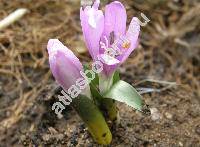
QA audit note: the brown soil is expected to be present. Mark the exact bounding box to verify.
[0,0,199,146]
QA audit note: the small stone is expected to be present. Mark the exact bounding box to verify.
[48,127,57,134]
[42,134,50,141]
[61,140,65,144]
[150,108,161,121]
[55,134,64,141]
[124,138,129,144]
[195,125,200,135]
[20,135,26,142]
[179,141,183,146]
[165,112,173,119]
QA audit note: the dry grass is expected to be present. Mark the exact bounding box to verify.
[0,0,199,146]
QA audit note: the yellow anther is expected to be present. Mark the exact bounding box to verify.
[122,41,131,49]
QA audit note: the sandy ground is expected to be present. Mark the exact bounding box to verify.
[0,0,199,146]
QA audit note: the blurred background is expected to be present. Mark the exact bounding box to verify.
[0,0,199,146]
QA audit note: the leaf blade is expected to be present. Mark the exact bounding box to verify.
[104,80,150,114]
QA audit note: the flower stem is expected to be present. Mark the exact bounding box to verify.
[72,95,112,145]
[99,73,118,122]
[100,98,118,121]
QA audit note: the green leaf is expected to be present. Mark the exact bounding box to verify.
[83,64,99,86]
[90,81,103,103]
[83,64,100,103]
[91,73,99,87]
[104,80,150,115]
[112,70,120,85]
[83,64,89,71]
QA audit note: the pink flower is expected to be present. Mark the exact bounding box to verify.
[80,0,140,76]
[47,39,83,91]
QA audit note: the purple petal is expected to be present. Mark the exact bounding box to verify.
[103,1,127,40]
[80,3,104,61]
[98,54,119,76]
[119,17,140,63]
[93,0,100,9]
[98,54,120,65]
[101,63,117,77]
[47,39,83,90]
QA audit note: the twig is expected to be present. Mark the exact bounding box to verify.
[134,78,177,86]
[137,84,176,94]
[0,8,28,31]
[135,78,178,94]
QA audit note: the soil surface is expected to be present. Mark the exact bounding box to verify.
[0,0,199,146]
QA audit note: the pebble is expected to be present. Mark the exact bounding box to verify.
[55,134,64,141]
[150,108,162,121]
[20,135,26,142]
[179,141,183,146]
[42,134,50,141]
[195,125,200,135]
[124,138,129,144]
[165,112,173,119]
